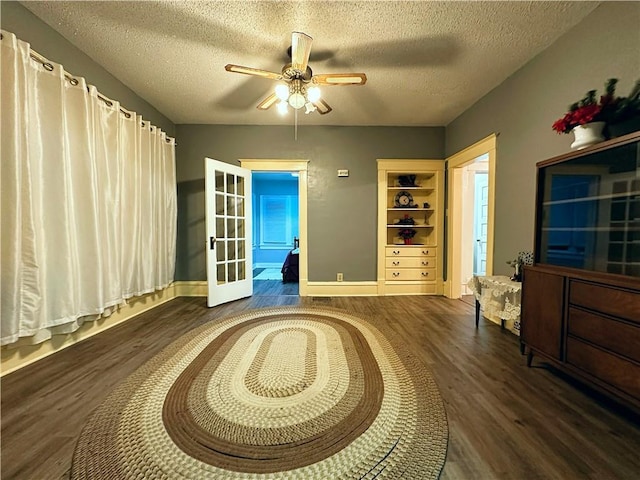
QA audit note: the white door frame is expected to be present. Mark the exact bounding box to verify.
[205,158,253,307]
[445,134,497,299]
[240,159,309,296]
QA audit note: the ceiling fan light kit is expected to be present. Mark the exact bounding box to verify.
[275,84,289,101]
[273,80,321,115]
[307,86,321,103]
[224,31,367,117]
[287,79,307,109]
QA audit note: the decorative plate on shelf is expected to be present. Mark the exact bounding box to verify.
[394,190,414,207]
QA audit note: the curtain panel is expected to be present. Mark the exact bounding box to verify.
[0,30,177,346]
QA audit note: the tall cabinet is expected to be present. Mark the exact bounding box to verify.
[522,131,640,413]
[377,159,445,295]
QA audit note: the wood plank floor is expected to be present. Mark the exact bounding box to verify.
[2,294,640,479]
[253,278,299,296]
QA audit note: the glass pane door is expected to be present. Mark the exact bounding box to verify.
[205,158,252,307]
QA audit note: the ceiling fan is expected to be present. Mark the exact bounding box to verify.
[225,32,367,115]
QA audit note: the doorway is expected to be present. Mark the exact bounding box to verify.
[240,159,309,296]
[459,156,489,294]
[446,134,497,299]
[251,171,300,295]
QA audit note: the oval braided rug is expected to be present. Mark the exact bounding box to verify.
[71,307,448,479]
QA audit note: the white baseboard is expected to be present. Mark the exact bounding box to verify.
[174,280,208,297]
[306,281,379,297]
[0,280,384,375]
[1,285,177,376]
[443,280,454,298]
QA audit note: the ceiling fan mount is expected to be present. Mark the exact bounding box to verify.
[224,31,367,115]
[281,64,313,82]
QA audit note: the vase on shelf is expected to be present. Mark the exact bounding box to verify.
[570,121,605,150]
[403,238,412,245]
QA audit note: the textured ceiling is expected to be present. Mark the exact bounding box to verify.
[19,1,600,126]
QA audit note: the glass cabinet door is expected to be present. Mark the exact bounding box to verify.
[536,140,640,276]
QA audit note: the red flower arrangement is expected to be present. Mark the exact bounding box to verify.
[552,79,619,134]
[398,228,417,240]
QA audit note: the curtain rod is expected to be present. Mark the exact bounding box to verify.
[1,32,175,144]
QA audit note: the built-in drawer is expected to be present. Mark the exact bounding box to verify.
[569,280,640,325]
[385,246,436,258]
[568,307,640,363]
[566,337,640,399]
[385,268,436,281]
[385,257,435,269]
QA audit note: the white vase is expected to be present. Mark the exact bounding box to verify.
[570,121,606,150]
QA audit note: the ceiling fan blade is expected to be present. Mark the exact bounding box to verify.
[256,92,278,110]
[225,64,282,81]
[313,99,333,115]
[291,31,313,73]
[312,73,367,86]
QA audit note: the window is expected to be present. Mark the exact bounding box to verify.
[259,195,295,248]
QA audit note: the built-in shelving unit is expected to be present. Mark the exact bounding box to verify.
[377,159,444,295]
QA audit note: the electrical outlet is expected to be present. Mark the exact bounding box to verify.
[337,273,344,282]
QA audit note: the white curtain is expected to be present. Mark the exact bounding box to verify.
[0,30,177,346]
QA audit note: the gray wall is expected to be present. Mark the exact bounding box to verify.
[6,0,638,283]
[1,1,175,135]
[175,125,444,281]
[446,1,640,275]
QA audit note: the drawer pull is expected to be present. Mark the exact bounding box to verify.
[421,272,429,277]
[392,272,400,277]
[422,250,429,255]
[393,261,400,266]
[392,250,400,255]
[421,261,429,266]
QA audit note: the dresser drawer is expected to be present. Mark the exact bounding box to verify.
[385,246,437,258]
[386,268,436,281]
[568,307,640,363]
[566,337,640,399]
[385,257,435,269]
[569,280,640,325]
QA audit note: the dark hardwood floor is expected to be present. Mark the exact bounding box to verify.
[253,278,299,296]
[2,294,640,479]
[460,294,475,307]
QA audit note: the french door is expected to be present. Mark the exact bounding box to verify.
[205,158,252,307]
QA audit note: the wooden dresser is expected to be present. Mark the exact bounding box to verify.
[522,131,640,413]
[523,266,640,410]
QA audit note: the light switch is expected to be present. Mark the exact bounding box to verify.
[338,169,349,177]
